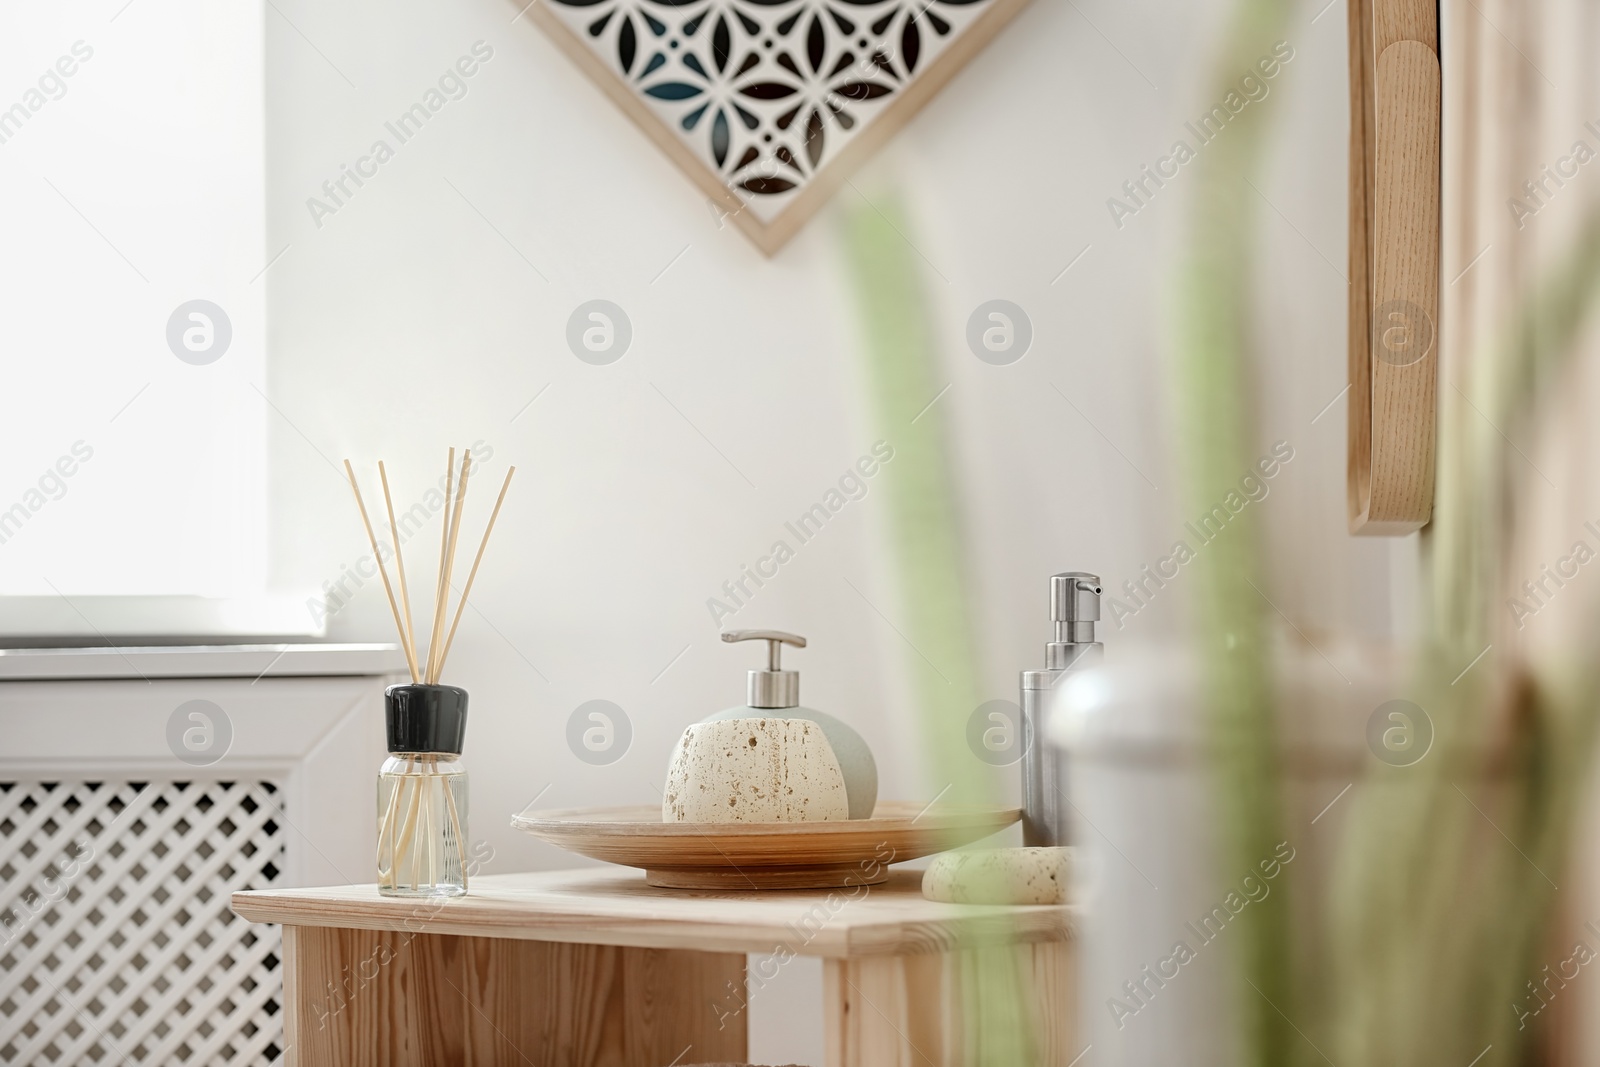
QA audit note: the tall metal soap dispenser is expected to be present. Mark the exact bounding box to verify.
[699,629,879,819]
[1020,572,1102,847]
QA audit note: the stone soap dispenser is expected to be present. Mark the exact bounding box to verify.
[700,630,878,819]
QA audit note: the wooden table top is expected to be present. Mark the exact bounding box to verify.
[232,867,1076,959]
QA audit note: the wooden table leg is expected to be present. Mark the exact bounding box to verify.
[282,925,748,1066]
[824,942,1075,1067]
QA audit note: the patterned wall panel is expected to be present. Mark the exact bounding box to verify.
[528,0,1032,250]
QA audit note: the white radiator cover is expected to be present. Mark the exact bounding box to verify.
[0,646,401,1065]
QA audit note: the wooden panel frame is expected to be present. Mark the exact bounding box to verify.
[516,0,1036,256]
[1347,0,1441,535]
[282,926,748,1066]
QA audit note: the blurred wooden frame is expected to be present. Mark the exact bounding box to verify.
[513,0,1035,256]
[1347,0,1441,534]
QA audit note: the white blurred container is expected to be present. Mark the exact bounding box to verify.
[1050,638,1398,1066]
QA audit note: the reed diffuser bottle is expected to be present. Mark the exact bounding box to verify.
[344,446,515,898]
[378,684,469,897]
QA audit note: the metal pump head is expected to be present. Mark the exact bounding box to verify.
[721,629,807,709]
[1047,572,1102,669]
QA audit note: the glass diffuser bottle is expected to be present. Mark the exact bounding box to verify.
[378,684,469,897]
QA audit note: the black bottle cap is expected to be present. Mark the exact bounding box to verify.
[385,684,468,755]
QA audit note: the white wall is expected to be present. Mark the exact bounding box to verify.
[263,0,1401,1058]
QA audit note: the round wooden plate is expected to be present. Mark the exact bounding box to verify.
[511,802,1021,889]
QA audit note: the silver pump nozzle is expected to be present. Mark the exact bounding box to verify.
[1047,572,1102,668]
[721,629,806,709]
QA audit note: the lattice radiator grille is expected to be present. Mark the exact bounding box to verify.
[0,780,287,1065]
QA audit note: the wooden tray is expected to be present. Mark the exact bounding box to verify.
[511,802,1021,889]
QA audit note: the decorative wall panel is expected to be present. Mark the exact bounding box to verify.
[524,0,1034,253]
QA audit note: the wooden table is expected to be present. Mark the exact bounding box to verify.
[233,868,1076,1066]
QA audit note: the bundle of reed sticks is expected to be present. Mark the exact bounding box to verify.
[342,447,515,684]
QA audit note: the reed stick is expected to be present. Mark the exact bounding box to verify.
[343,460,419,683]
[376,755,412,888]
[378,461,420,676]
[435,466,515,680]
[423,773,436,891]
[393,770,423,889]
[425,449,455,682]
[379,767,396,885]
[439,758,466,889]
[430,449,473,684]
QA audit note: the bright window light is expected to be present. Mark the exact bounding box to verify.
[0,0,267,608]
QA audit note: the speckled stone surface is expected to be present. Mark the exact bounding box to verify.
[700,704,878,819]
[663,717,849,823]
[920,846,1072,905]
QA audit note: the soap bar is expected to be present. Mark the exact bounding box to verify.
[663,717,850,824]
[921,847,1072,905]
